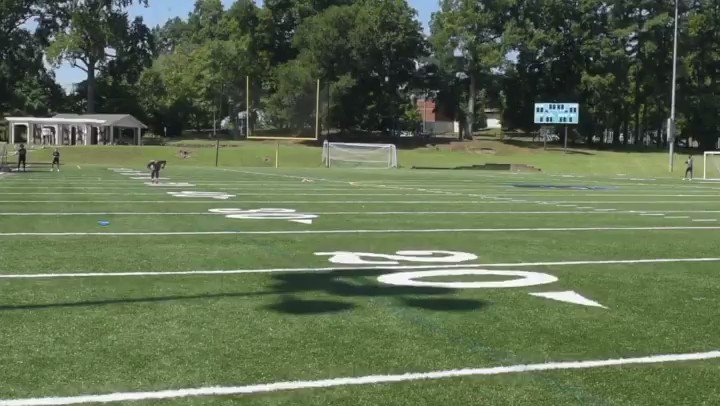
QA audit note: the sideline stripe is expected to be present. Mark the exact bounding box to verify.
[1,350,718,406]
[0,226,719,237]
[0,210,660,217]
[0,201,720,206]
[2,257,720,279]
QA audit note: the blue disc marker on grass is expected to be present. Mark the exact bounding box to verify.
[98,221,110,227]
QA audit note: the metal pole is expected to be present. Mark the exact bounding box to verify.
[564,125,568,152]
[315,79,321,140]
[215,139,220,167]
[669,0,679,172]
[275,142,280,169]
[246,76,250,138]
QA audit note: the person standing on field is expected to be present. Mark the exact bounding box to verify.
[17,144,27,172]
[684,155,694,180]
[51,148,61,172]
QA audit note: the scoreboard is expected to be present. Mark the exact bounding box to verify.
[534,103,579,125]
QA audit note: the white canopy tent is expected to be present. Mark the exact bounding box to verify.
[5,114,148,146]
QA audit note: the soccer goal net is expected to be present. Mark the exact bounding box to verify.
[703,152,720,180]
[322,141,398,168]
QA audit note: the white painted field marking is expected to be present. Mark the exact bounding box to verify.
[640,213,665,217]
[0,193,174,196]
[168,191,235,200]
[529,291,607,308]
[3,226,720,237]
[131,177,169,180]
[377,269,558,289]
[0,210,608,217]
[692,219,718,222]
[3,257,719,279]
[4,209,711,218]
[1,351,718,406]
[76,165,81,170]
[0,200,611,204]
[316,250,478,265]
[144,182,196,187]
[210,208,318,225]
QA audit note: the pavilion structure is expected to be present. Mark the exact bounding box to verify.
[5,114,148,146]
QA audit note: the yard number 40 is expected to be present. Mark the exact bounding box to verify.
[314,250,607,308]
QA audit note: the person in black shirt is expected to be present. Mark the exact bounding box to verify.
[684,155,694,181]
[51,148,61,172]
[17,144,27,172]
[147,160,167,184]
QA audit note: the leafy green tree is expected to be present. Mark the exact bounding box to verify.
[431,0,510,138]
[286,0,425,132]
[1,0,66,116]
[45,0,149,113]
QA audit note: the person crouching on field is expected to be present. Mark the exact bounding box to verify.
[147,160,167,184]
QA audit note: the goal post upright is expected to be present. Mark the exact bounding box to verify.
[703,151,720,180]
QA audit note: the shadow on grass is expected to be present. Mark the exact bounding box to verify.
[266,296,355,315]
[1,269,487,315]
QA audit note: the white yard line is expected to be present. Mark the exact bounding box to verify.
[2,257,720,279]
[0,210,683,217]
[0,226,718,237]
[0,192,436,197]
[0,350,718,406]
[0,210,603,216]
[0,200,506,204]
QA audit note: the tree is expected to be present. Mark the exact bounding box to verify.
[287,0,426,132]
[431,0,510,139]
[259,0,355,66]
[679,0,720,150]
[1,0,66,116]
[45,0,149,113]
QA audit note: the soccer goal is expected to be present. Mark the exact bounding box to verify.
[322,141,398,168]
[703,151,720,180]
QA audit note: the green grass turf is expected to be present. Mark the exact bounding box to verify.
[13,138,713,178]
[1,163,720,405]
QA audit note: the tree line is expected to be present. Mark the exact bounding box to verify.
[1,0,719,149]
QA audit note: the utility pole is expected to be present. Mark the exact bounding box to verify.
[669,0,679,172]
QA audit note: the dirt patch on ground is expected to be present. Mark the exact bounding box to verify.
[439,140,534,155]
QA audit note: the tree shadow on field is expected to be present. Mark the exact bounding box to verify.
[266,296,355,315]
[261,270,489,315]
[0,269,488,316]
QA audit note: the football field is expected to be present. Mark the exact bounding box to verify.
[1,165,719,405]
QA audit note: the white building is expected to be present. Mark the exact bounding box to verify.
[5,114,148,146]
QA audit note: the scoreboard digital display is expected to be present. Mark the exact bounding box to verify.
[534,103,579,125]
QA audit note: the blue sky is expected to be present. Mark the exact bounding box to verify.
[55,0,438,88]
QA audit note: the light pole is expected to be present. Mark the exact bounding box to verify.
[668,0,679,172]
